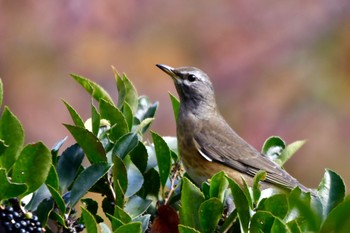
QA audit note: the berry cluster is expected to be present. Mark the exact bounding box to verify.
[61,208,84,233]
[0,199,43,233]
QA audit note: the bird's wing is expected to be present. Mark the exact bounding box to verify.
[193,118,300,189]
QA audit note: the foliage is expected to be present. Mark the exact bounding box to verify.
[0,71,348,233]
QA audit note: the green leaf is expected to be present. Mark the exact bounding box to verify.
[107,213,125,231]
[279,140,306,166]
[257,194,288,219]
[320,195,350,233]
[64,124,106,164]
[151,132,171,190]
[123,102,133,131]
[91,103,101,136]
[0,107,24,170]
[286,220,302,233]
[115,67,126,109]
[114,205,132,224]
[199,198,224,233]
[0,168,27,201]
[139,168,160,198]
[115,222,142,233]
[69,162,112,207]
[250,211,290,233]
[135,96,158,132]
[286,187,321,232]
[209,171,228,202]
[130,142,148,174]
[35,198,54,227]
[51,137,67,166]
[12,142,51,196]
[227,177,250,233]
[262,136,285,164]
[125,158,144,197]
[133,214,151,233]
[99,99,129,141]
[317,169,345,218]
[62,100,85,127]
[121,74,138,113]
[25,184,51,212]
[252,170,267,205]
[169,92,180,122]
[0,139,8,156]
[57,143,84,192]
[180,177,205,231]
[50,211,66,227]
[47,184,66,215]
[124,196,152,218]
[71,74,114,104]
[178,225,201,233]
[112,132,138,160]
[81,206,98,233]
[112,155,127,208]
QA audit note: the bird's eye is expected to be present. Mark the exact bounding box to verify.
[187,74,196,82]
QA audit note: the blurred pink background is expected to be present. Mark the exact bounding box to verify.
[1,1,350,190]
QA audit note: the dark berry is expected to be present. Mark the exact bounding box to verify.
[75,223,85,232]
[5,206,14,213]
[6,213,14,221]
[0,212,6,219]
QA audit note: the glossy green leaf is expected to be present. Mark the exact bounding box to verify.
[209,171,228,202]
[151,132,171,189]
[320,195,350,233]
[99,99,129,140]
[252,170,267,205]
[133,214,151,233]
[279,140,306,166]
[50,211,66,227]
[112,155,127,208]
[0,139,8,156]
[125,158,144,197]
[199,198,224,233]
[12,142,51,195]
[130,142,148,174]
[112,132,138,159]
[178,225,201,233]
[135,96,158,132]
[286,187,321,232]
[262,136,285,164]
[317,169,345,218]
[69,162,112,207]
[115,222,142,233]
[64,124,106,163]
[0,107,24,170]
[115,67,126,109]
[71,73,114,104]
[25,184,50,212]
[47,184,66,215]
[35,198,54,227]
[51,137,67,166]
[91,103,101,135]
[169,92,180,122]
[228,177,250,233]
[107,213,124,230]
[62,100,84,127]
[123,102,133,131]
[257,194,288,219]
[136,117,155,134]
[114,205,132,224]
[81,206,98,233]
[0,168,27,201]
[57,143,84,192]
[241,178,253,209]
[180,177,205,231]
[124,196,152,218]
[250,211,290,233]
[139,168,160,198]
[286,220,302,233]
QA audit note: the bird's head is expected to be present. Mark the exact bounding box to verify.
[156,64,217,113]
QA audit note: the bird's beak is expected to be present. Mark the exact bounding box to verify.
[156,64,179,80]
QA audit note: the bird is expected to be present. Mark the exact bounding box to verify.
[156,64,315,195]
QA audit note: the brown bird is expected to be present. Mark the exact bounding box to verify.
[156,64,314,195]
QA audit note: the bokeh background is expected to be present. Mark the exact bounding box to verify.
[1,1,349,190]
